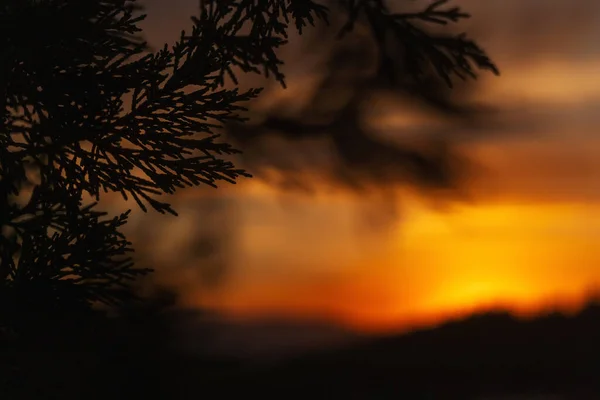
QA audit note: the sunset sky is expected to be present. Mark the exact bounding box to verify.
[112,0,600,333]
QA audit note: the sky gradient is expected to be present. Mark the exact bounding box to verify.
[113,0,600,333]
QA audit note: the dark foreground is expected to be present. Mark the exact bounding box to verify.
[209,304,600,399]
[4,303,600,399]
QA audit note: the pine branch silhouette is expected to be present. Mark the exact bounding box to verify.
[1,0,331,326]
[1,0,497,397]
[1,0,332,395]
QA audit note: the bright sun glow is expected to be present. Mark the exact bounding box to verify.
[189,196,600,333]
[390,200,600,322]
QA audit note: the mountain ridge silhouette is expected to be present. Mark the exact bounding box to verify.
[203,301,600,399]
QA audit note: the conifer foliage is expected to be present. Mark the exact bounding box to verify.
[0,0,497,331]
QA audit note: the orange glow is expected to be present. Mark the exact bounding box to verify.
[477,60,600,105]
[387,201,600,325]
[179,193,600,333]
[131,0,600,335]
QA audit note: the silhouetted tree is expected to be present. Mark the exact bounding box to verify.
[1,0,497,397]
[0,0,331,330]
[0,0,330,395]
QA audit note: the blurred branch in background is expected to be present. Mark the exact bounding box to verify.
[227,0,499,201]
